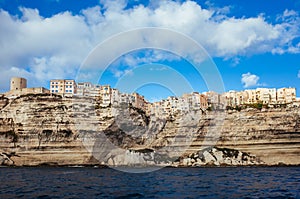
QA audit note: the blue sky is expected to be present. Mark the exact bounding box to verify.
[0,0,300,101]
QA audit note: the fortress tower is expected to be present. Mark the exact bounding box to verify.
[10,77,27,91]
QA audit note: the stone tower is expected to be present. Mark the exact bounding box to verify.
[10,77,27,91]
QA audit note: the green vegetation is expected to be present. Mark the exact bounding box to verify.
[225,103,271,111]
[242,103,270,110]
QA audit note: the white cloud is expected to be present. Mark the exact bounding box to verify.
[0,1,299,91]
[241,72,260,88]
[106,49,181,78]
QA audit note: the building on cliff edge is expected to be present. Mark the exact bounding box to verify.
[5,77,50,98]
[50,79,77,97]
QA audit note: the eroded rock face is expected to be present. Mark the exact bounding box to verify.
[0,94,299,166]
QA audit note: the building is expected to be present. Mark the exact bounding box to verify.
[244,89,257,104]
[177,97,189,112]
[223,90,240,107]
[5,77,49,98]
[255,88,277,104]
[50,79,77,96]
[10,77,27,91]
[132,93,148,110]
[149,101,164,117]
[182,92,207,110]
[148,92,208,118]
[76,82,101,97]
[111,88,121,106]
[100,85,112,107]
[205,91,224,109]
[222,87,296,106]
[277,88,296,104]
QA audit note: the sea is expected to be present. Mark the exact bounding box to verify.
[0,166,299,199]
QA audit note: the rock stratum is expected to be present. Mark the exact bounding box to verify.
[0,94,299,167]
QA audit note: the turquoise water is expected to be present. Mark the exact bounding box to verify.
[0,167,299,198]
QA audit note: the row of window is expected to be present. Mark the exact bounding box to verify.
[51,85,73,88]
[51,90,73,93]
[51,82,74,85]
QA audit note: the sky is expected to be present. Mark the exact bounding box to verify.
[0,0,300,101]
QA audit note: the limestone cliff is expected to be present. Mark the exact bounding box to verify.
[0,94,299,166]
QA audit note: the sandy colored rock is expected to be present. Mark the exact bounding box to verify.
[0,94,299,166]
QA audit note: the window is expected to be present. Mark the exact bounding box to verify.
[66,86,68,88]
[56,86,58,88]
[52,86,54,88]
[69,86,72,88]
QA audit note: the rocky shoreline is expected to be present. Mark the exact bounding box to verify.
[0,146,291,167]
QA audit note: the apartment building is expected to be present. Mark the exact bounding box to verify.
[132,93,148,110]
[48,79,297,113]
[99,85,112,106]
[76,82,101,97]
[111,89,121,106]
[277,88,296,104]
[50,79,76,96]
[223,87,296,106]
[205,91,224,108]
[182,92,208,110]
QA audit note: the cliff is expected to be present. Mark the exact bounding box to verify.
[0,94,299,167]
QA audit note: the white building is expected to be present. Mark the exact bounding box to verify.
[277,88,296,104]
[76,82,101,97]
[111,89,121,106]
[100,85,112,107]
[255,88,276,104]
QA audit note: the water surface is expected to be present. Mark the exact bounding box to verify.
[0,167,299,198]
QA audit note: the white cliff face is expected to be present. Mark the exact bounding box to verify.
[0,94,299,166]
